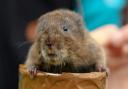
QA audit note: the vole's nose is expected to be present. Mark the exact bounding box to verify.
[46,38,54,48]
[46,43,52,48]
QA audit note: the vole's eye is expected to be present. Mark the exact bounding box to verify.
[63,26,68,31]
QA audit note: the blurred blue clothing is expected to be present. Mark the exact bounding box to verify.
[77,0,126,31]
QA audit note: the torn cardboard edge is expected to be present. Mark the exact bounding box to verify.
[19,64,107,89]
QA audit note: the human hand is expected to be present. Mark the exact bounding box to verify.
[105,24,128,70]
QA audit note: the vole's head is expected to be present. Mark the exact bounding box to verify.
[35,9,87,65]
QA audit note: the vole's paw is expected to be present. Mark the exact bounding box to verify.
[27,65,39,79]
[96,64,110,76]
[96,64,107,72]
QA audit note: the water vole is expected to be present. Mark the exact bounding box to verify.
[25,9,107,77]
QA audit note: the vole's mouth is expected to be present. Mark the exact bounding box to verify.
[47,53,57,57]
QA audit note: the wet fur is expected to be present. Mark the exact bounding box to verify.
[25,9,106,73]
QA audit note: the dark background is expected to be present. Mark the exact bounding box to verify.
[0,0,75,89]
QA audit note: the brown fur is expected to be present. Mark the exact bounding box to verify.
[25,9,107,74]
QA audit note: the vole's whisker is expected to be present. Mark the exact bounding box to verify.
[16,41,30,48]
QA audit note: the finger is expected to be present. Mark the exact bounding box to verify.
[122,44,128,56]
[111,32,124,47]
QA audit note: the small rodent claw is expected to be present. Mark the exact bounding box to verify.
[98,67,106,72]
[97,66,109,77]
[28,66,38,79]
[96,64,107,72]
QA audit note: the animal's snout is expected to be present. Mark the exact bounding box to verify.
[46,42,52,48]
[44,28,61,49]
[45,37,55,48]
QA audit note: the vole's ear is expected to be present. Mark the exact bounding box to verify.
[72,13,84,28]
[37,13,45,22]
[59,9,85,29]
[69,11,85,30]
[36,15,48,33]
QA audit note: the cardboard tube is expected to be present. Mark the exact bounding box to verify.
[19,64,107,89]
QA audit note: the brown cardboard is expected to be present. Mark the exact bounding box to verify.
[19,65,107,89]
